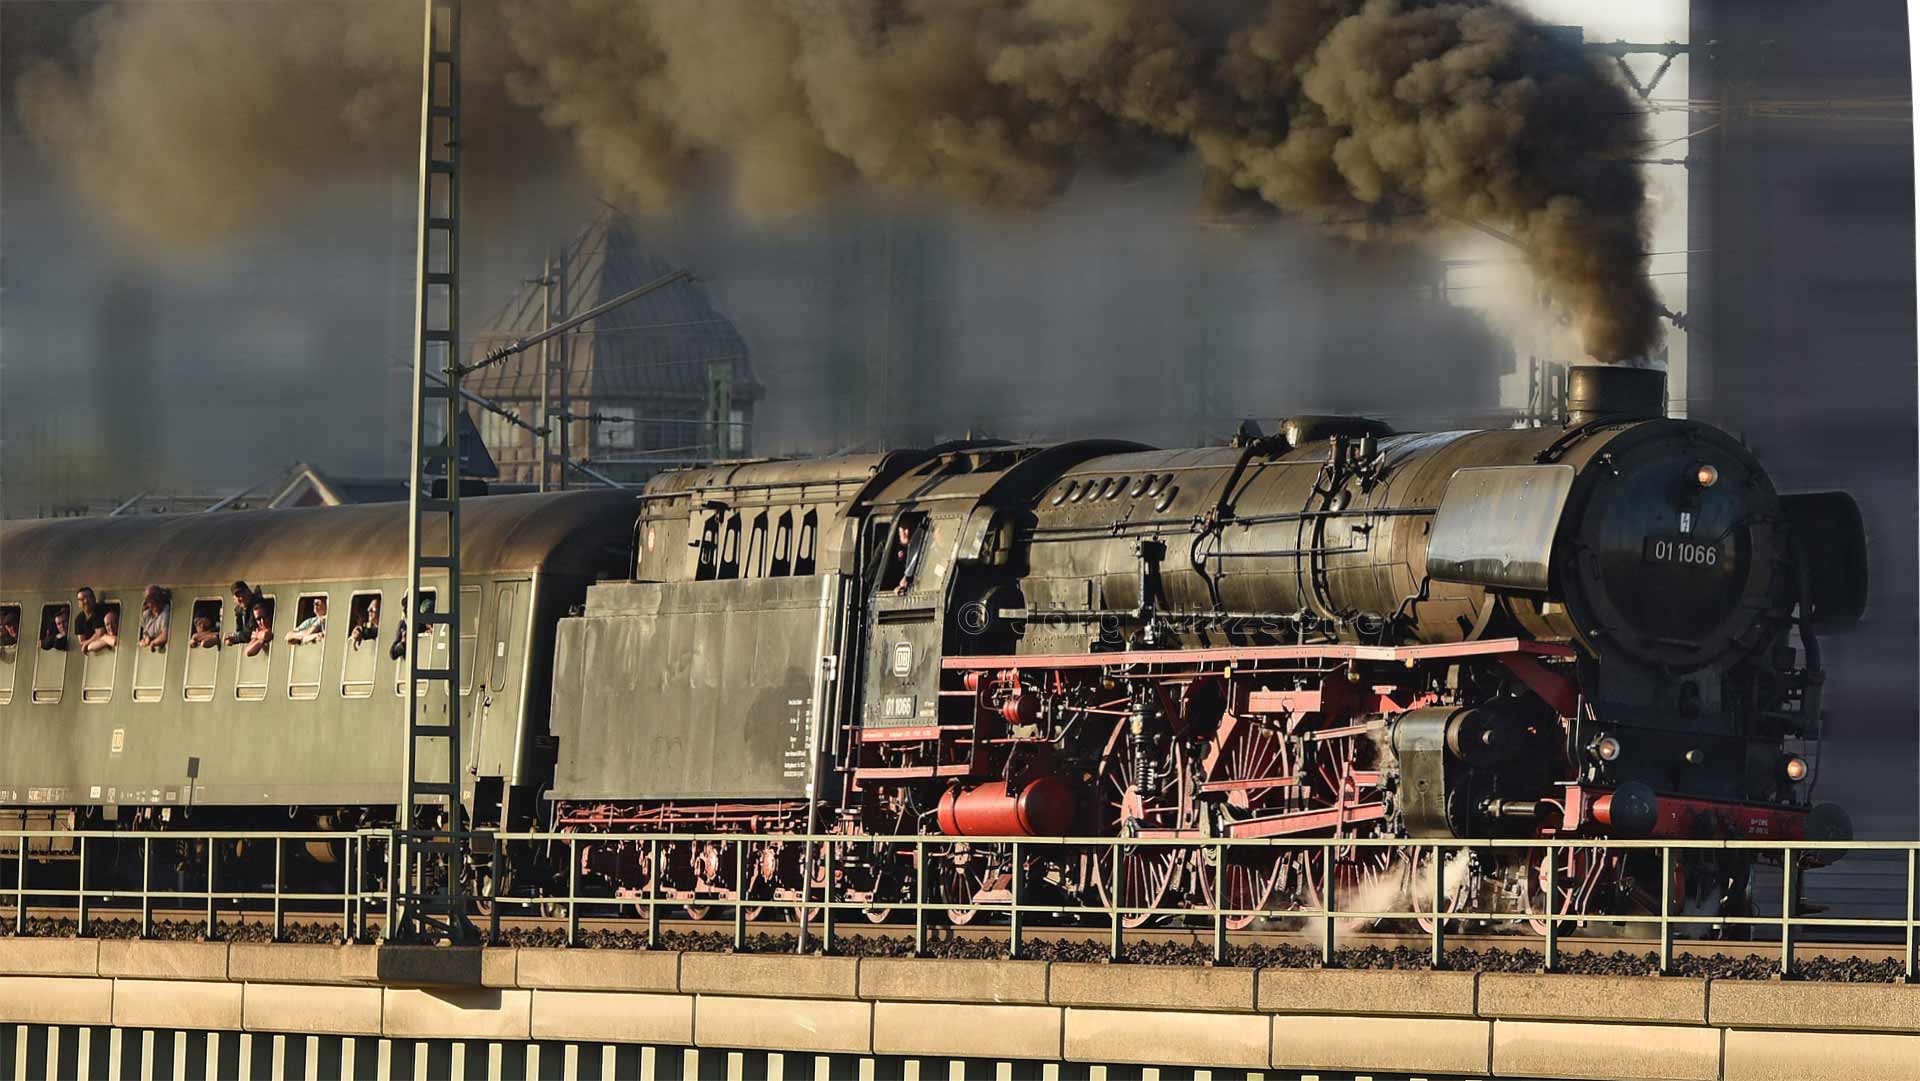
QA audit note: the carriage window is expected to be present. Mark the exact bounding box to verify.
[0,604,20,706]
[341,592,381,698]
[745,513,769,579]
[32,605,69,704]
[458,585,481,694]
[183,598,222,702]
[236,595,275,701]
[395,589,438,697]
[718,513,742,580]
[770,513,794,578]
[31,604,69,704]
[287,593,327,700]
[81,601,121,704]
[794,511,818,576]
[695,515,720,581]
[131,598,168,703]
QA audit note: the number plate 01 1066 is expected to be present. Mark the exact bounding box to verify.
[1643,535,1724,568]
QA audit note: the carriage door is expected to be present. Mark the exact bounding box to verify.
[474,579,526,778]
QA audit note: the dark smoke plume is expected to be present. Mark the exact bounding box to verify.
[13,0,1660,360]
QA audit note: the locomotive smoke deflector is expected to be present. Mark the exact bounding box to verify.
[1425,464,1576,591]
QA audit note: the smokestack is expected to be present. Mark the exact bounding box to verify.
[1565,364,1665,427]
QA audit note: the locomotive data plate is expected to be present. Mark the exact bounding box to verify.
[1643,535,1725,568]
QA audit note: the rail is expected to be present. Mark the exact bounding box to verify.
[3,829,1915,982]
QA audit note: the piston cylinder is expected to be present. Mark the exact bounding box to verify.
[936,777,1077,837]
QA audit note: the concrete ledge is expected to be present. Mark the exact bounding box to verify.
[1709,979,1920,1034]
[0,975,114,1026]
[1481,972,1707,1024]
[694,995,872,1055]
[1063,1007,1269,1068]
[98,939,228,980]
[874,1001,1063,1061]
[0,937,99,976]
[371,945,485,987]
[229,943,370,985]
[242,983,382,1036]
[515,948,678,992]
[1493,1019,1721,1081]
[530,990,694,1045]
[681,952,859,1000]
[1050,962,1255,1012]
[1271,1014,1491,1076]
[1724,1027,1920,1081]
[1258,967,1477,1017]
[382,988,532,1041]
[859,957,1048,1005]
[113,978,243,1031]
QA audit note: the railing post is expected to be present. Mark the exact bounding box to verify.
[272,837,285,943]
[487,839,502,946]
[1905,847,1917,985]
[1429,843,1446,970]
[566,835,580,948]
[345,836,358,941]
[1542,845,1558,972]
[1212,841,1228,965]
[15,836,26,936]
[646,838,660,952]
[76,835,89,937]
[914,838,928,957]
[383,829,400,942]
[1658,845,1673,975]
[1009,840,1024,960]
[795,838,810,958]
[1779,846,1797,978]
[1107,842,1122,963]
[1320,843,1336,967]
[205,838,218,940]
[140,838,152,939]
[733,839,748,953]
[821,842,838,957]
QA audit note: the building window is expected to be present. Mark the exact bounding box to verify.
[598,404,637,450]
[478,408,527,455]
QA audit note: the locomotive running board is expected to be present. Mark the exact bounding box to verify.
[942,637,1576,669]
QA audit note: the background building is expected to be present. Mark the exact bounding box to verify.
[465,215,760,488]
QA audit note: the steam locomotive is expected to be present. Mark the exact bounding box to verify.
[0,366,1866,929]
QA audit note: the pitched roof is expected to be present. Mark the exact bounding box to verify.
[466,214,758,406]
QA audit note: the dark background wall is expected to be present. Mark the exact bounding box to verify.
[1690,1,1917,910]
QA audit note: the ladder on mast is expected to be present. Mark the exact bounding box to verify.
[397,0,468,942]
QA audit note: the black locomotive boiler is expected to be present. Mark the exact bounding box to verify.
[0,366,1867,930]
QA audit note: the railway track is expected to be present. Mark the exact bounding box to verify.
[5,902,1911,978]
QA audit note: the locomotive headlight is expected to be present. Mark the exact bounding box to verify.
[1695,463,1720,488]
[1593,735,1623,762]
[1782,754,1810,782]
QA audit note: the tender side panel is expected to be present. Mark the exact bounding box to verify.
[549,576,839,801]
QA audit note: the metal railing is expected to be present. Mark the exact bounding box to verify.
[4,828,1916,982]
[3,829,386,941]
